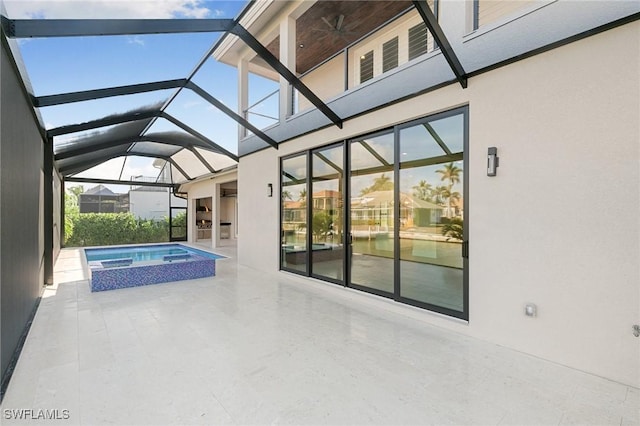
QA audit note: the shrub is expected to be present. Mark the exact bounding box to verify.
[65,213,170,247]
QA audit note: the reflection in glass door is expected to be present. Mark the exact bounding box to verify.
[349,131,395,295]
[310,144,344,283]
[398,112,466,315]
[281,154,308,274]
[279,107,467,320]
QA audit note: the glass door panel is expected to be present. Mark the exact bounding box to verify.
[311,145,345,282]
[398,113,465,313]
[169,207,187,241]
[349,132,395,294]
[281,154,308,274]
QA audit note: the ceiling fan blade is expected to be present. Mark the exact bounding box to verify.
[321,17,334,29]
[336,14,345,31]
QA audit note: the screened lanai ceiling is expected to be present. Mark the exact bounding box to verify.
[1,0,454,187]
[0,0,346,187]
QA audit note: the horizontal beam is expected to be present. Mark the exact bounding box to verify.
[47,110,158,137]
[412,0,467,88]
[3,18,234,38]
[65,177,177,188]
[48,111,236,161]
[231,24,344,129]
[34,79,187,107]
[54,135,191,161]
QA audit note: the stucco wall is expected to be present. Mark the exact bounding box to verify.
[181,170,238,248]
[237,21,640,387]
[0,37,45,379]
[129,189,170,220]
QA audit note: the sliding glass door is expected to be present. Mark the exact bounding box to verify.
[281,154,308,274]
[310,144,345,283]
[398,111,466,315]
[349,131,395,295]
[280,107,468,319]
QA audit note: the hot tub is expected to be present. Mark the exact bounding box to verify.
[84,244,224,292]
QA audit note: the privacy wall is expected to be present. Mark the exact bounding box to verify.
[0,37,46,381]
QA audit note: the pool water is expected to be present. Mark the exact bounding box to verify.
[85,244,223,263]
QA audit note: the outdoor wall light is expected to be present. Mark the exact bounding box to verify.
[487,147,499,176]
[267,183,273,197]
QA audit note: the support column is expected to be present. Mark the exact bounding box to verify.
[238,58,249,141]
[60,177,65,248]
[212,184,220,249]
[44,138,54,285]
[278,15,296,121]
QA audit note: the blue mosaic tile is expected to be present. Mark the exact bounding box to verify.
[90,255,216,292]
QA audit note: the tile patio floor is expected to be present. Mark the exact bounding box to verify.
[1,245,638,425]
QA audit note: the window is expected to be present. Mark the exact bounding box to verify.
[408,23,428,61]
[474,0,535,29]
[359,51,374,84]
[382,37,399,73]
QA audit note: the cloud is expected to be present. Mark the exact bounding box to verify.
[127,36,145,46]
[4,0,213,19]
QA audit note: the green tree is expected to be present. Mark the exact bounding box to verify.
[311,211,333,242]
[298,188,307,206]
[64,189,81,243]
[442,217,464,241]
[412,180,433,202]
[360,173,393,195]
[436,162,462,217]
[432,185,448,205]
[68,185,84,198]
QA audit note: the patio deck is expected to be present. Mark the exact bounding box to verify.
[0,246,637,425]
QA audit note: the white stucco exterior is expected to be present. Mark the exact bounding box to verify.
[180,170,238,249]
[236,21,640,387]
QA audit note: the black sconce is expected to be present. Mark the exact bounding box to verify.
[267,183,273,197]
[487,147,499,176]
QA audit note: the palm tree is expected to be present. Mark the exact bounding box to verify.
[432,185,448,205]
[298,188,307,206]
[360,173,393,195]
[436,162,462,217]
[412,180,432,202]
[281,190,292,201]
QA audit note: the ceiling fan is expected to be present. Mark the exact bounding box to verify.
[312,13,357,40]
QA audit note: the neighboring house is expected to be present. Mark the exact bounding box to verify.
[208,0,639,388]
[78,185,128,214]
[129,186,171,221]
[351,190,444,229]
[80,184,187,220]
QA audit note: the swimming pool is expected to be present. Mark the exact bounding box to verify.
[85,244,224,292]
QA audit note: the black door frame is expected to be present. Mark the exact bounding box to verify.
[279,106,469,321]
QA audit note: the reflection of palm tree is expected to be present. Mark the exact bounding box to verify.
[442,189,461,216]
[432,185,447,205]
[298,189,307,206]
[412,180,432,202]
[281,190,292,201]
[360,173,393,195]
[436,162,461,217]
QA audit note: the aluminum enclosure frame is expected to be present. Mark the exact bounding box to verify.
[1,16,344,182]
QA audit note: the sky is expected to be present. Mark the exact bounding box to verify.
[2,0,281,191]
